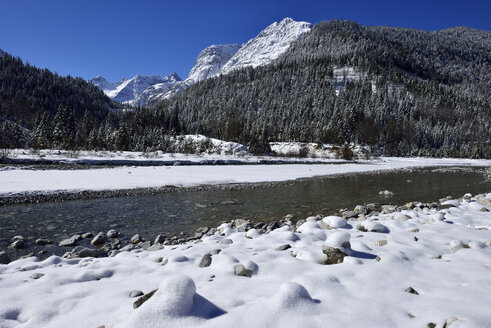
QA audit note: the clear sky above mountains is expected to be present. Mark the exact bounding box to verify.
[1,0,489,82]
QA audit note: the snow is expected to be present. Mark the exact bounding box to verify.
[93,18,312,105]
[0,156,489,196]
[220,17,312,74]
[0,193,490,327]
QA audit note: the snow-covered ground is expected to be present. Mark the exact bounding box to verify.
[0,157,489,196]
[0,193,490,327]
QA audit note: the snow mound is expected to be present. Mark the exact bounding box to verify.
[270,282,316,308]
[325,231,351,250]
[360,221,389,233]
[322,216,348,229]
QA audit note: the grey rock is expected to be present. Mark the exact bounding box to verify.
[444,316,459,328]
[154,235,166,244]
[199,254,212,267]
[71,234,83,242]
[209,249,221,255]
[129,290,144,298]
[78,248,105,258]
[120,244,135,252]
[342,211,358,219]
[91,232,106,246]
[59,237,77,247]
[232,219,250,228]
[284,214,295,220]
[196,227,209,234]
[375,240,388,247]
[322,246,347,265]
[107,229,118,238]
[10,235,25,243]
[130,234,142,244]
[30,273,44,279]
[218,238,233,244]
[381,205,397,214]
[427,323,436,328]
[266,221,280,231]
[206,228,217,236]
[275,244,291,251]
[82,232,93,238]
[405,287,419,295]
[234,264,252,277]
[147,244,164,251]
[296,219,306,228]
[133,289,157,309]
[354,205,368,215]
[35,238,51,246]
[0,251,10,264]
[107,250,120,257]
[139,241,151,250]
[480,207,489,212]
[356,224,368,232]
[11,240,25,249]
[254,222,265,229]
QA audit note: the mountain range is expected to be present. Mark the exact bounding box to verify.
[90,18,312,106]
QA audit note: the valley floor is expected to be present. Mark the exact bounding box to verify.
[0,156,489,196]
[0,193,490,327]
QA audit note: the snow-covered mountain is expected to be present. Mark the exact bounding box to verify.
[187,44,242,83]
[89,73,181,104]
[220,17,311,74]
[90,17,312,106]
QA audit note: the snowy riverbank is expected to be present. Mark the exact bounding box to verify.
[1,193,490,327]
[0,157,489,197]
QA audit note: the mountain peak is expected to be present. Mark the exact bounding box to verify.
[220,18,312,74]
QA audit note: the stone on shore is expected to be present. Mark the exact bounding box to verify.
[198,254,212,267]
[11,240,25,249]
[0,251,10,264]
[91,232,107,246]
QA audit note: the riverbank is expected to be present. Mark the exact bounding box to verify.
[1,192,490,327]
[1,157,489,205]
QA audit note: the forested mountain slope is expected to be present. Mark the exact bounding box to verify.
[0,50,114,147]
[155,20,490,157]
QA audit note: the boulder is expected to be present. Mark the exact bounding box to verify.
[198,254,212,268]
[91,232,107,246]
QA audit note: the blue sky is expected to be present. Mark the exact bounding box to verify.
[1,0,490,82]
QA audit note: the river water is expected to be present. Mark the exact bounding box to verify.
[0,166,489,259]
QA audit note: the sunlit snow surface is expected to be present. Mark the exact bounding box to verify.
[0,156,489,195]
[0,194,490,327]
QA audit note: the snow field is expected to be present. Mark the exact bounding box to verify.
[0,157,489,195]
[0,193,490,327]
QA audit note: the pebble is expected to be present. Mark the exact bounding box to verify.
[10,235,25,243]
[322,246,347,264]
[91,232,107,246]
[30,273,44,280]
[0,251,10,264]
[107,230,119,238]
[353,205,368,215]
[342,211,358,219]
[275,244,291,251]
[154,235,166,244]
[139,241,151,250]
[130,234,142,244]
[35,238,51,246]
[234,264,252,277]
[82,232,93,238]
[59,238,77,247]
[218,238,233,244]
[405,287,419,295]
[11,240,25,249]
[209,249,221,255]
[133,289,157,309]
[375,240,388,246]
[199,254,212,267]
[147,244,164,251]
[129,290,144,298]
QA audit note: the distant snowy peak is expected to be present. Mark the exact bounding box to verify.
[90,18,312,106]
[187,44,242,83]
[90,76,115,91]
[90,73,182,104]
[220,17,312,74]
